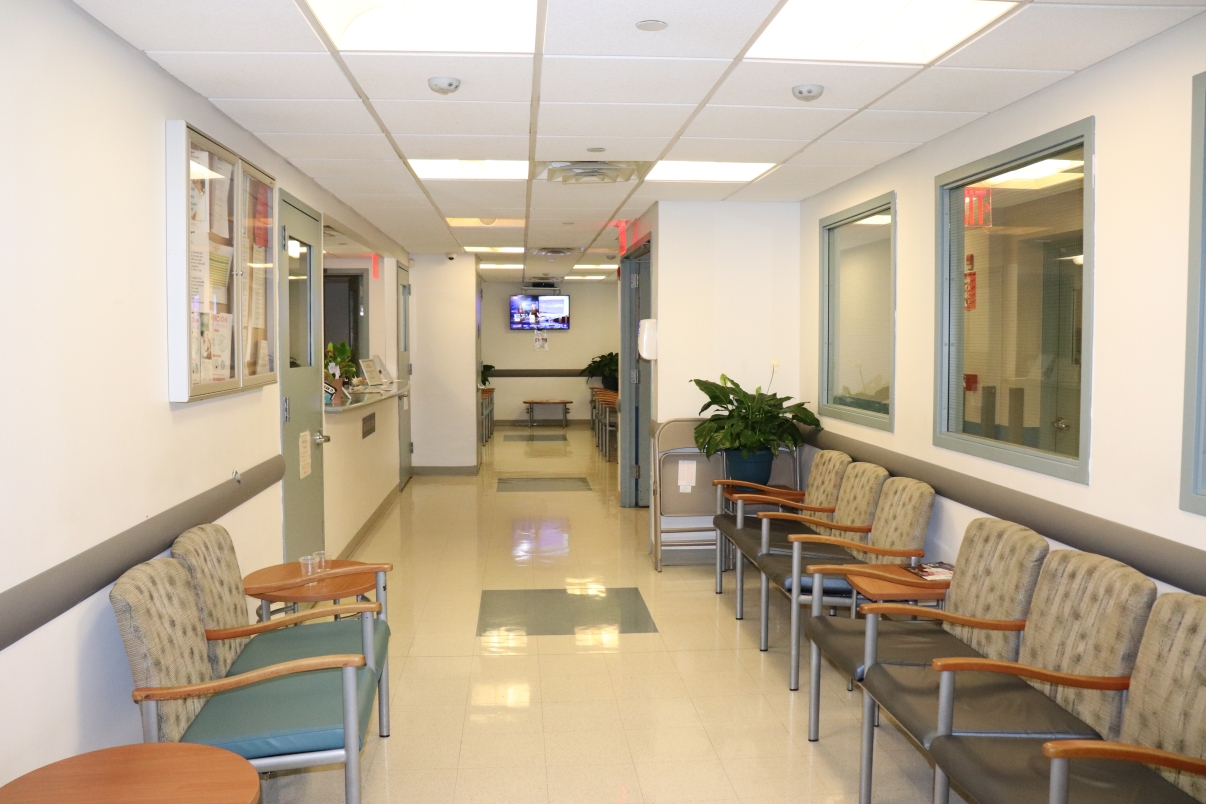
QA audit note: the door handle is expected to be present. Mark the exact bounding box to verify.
[1051,417,1069,431]
[314,431,331,444]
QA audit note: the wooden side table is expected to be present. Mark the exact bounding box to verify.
[0,743,260,804]
[524,399,572,428]
[845,565,950,604]
[243,559,388,622]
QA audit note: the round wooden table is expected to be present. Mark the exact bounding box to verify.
[0,743,259,804]
[243,559,376,604]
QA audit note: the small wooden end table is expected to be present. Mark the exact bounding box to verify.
[0,743,260,804]
[524,399,572,428]
[846,564,950,604]
[243,559,387,622]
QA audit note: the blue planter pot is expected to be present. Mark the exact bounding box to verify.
[722,448,775,486]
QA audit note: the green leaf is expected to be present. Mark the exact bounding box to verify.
[690,373,821,457]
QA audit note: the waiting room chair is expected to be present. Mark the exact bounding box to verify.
[858,549,1156,804]
[927,591,1206,804]
[171,524,392,737]
[111,558,380,804]
[802,517,1049,742]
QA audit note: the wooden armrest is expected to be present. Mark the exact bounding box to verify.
[860,603,1025,630]
[785,535,875,554]
[244,562,393,595]
[205,602,381,640]
[805,564,950,589]
[730,494,835,513]
[930,658,1130,690]
[132,654,366,702]
[1042,741,1206,775]
[713,480,807,499]
[759,512,873,533]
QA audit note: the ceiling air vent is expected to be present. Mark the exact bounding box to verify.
[539,161,645,184]
[531,247,577,257]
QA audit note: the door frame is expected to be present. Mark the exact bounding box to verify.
[620,240,652,508]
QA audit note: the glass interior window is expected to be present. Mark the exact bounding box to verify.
[826,209,893,417]
[946,143,1085,458]
[288,238,312,368]
[240,171,275,377]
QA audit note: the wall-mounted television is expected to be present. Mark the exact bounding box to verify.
[510,294,570,330]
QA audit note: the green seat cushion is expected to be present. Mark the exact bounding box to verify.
[231,618,390,675]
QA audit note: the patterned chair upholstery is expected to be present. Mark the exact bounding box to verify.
[929,593,1206,804]
[172,524,251,678]
[847,477,935,564]
[860,549,1157,804]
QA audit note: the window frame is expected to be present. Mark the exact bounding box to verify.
[818,191,897,432]
[1181,73,1206,514]
[933,118,1095,484]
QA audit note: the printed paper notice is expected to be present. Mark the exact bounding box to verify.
[209,312,232,381]
[534,331,549,351]
[254,340,270,375]
[209,246,232,307]
[209,156,233,239]
[249,265,266,327]
[678,460,697,493]
[299,431,312,479]
[360,359,383,385]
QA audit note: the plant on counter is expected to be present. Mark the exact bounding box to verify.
[325,341,358,383]
[581,352,620,392]
[691,372,821,485]
[481,364,495,386]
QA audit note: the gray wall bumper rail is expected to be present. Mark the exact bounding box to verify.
[0,455,285,652]
[490,369,586,378]
[808,431,1206,596]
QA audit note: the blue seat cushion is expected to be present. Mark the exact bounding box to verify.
[757,553,857,595]
[180,618,388,759]
[232,617,390,675]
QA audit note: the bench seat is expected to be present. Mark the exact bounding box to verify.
[804,616,981,681]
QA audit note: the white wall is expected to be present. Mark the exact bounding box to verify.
[411,254,479,469]
[799,13,1206,563]
[0,0,407,784]
[480,281,620,421]
[647,201,802,422]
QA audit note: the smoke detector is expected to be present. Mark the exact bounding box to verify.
[540,161,644,184]
[428,76,461,95]
[792,84,824,102]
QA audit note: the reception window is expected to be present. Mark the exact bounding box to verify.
[819,193,896,431]
[935,120,1094,482]
[1182,73,1206,515]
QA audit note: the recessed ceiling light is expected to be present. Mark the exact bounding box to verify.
[565,275,606,280]
[447,217,525,227]
[574,264,602,270]
[587,147,606,153]
[854,214,892,225]
[411,159,528,180]
[479,263,524,269]
[645,161,775,182]
[635,19,668,31]
[465,246,526,253]
[307,0,539,54]
[747,0,1015,65]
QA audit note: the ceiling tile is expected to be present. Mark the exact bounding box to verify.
[541,57,728,104]
[872,67,1072,113]
[72,0,324,51]
[146,52,354,100]
[394,135,530,160]
[289,157,415,182]
[821,109,982,143]
[316,173,420,197]
[438,206,527,219]
[726,164,871,201]
[211,99,380,134]
[527,229,595,248]
[528,207,619,222]
[539,103,695,138]
[628,182,742,203]
[530,181,635,207]
[456,229,526,247]
[667,137,811,163]
[256,133,396,160]
[787,140,919,166]
[942,4,1203,71]
[712,60,919,109]
[535,136,670,161]
[685,105,855,140]
[425,180,529,207]
[344,54,533,102]
[376,100,531,137]
[544,0,782,58]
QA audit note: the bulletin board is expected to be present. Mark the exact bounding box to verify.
[167,122,277,401]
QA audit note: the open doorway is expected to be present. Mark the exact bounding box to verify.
[619,241,652,508]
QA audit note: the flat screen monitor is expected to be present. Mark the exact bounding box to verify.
[510,294,570,330]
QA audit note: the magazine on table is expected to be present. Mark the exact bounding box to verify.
[903,561,954,581]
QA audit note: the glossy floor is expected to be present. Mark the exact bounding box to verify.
[262,425,959,804]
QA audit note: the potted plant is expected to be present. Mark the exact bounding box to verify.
[581,352,620,392]
[691,373,821,486]
[324,341,358,395]
[481,363,495,386]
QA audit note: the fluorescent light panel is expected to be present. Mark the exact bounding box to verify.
[479,263,524,269]
[465,246,525,253]
[854,214,892,225]
[645,161,775,182]
[305,0,538,53]
[411,160,528,180]
[447,218,525,228]
[749,0,1015,65]
[564,276,605,280]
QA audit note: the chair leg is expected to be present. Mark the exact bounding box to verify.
[378,656,391,738]
[759,572,769,651]
[343,666,361,804]
[859,689,875,804]
[808,641,822,741]
[715,532,724,594]
[735,553,745,620]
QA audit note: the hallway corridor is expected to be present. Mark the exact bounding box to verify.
[265,426,945,804]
